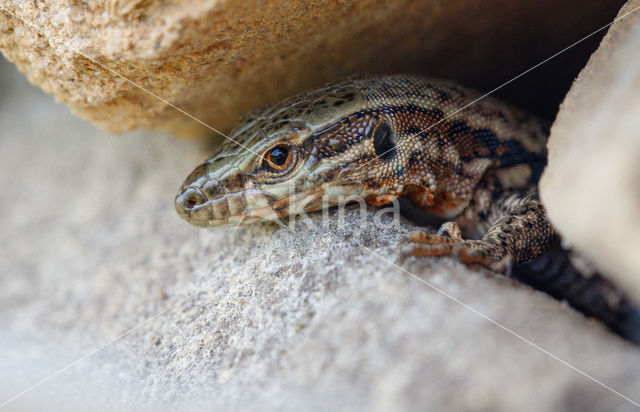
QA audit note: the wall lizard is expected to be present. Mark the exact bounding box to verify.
[175,74,640,343]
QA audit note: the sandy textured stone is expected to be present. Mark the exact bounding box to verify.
[540,1,640,302]
[0,0,624,136]
[2,56,640,412]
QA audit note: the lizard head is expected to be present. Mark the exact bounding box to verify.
[175,75,448,227]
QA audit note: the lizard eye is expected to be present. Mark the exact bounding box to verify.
[263,144,293,172]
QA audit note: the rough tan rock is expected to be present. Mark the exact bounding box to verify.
[540,0,640,302]
[0,0,624,136]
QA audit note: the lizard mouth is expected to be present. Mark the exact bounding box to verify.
[175,178,354,227]
[175,161,280,227]
[175,185,282,227]
[175,160,368,227]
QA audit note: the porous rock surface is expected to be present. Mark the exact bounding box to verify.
[2,58,640,412]
[0,0,625,136]
[540,0,640,302]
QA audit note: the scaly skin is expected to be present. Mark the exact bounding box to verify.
[175,74,640,342]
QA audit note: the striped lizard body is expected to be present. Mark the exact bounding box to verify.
[175,74,640,343]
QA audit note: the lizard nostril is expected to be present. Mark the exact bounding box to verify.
[177,188,205,210]
[185,197,197,208]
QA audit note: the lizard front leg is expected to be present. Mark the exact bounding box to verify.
[406,191,559,273]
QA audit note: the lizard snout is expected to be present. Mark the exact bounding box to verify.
[176,187,207,211]
[175,161,227,220]
[174,185,226,226]
[175,187,213,226]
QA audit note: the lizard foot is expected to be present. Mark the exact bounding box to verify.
[403,222,511,273]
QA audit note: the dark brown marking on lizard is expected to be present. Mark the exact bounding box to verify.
[372,121,396,161]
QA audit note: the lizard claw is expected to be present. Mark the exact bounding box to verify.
[436,221,463,241]
[489,255,513,275]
